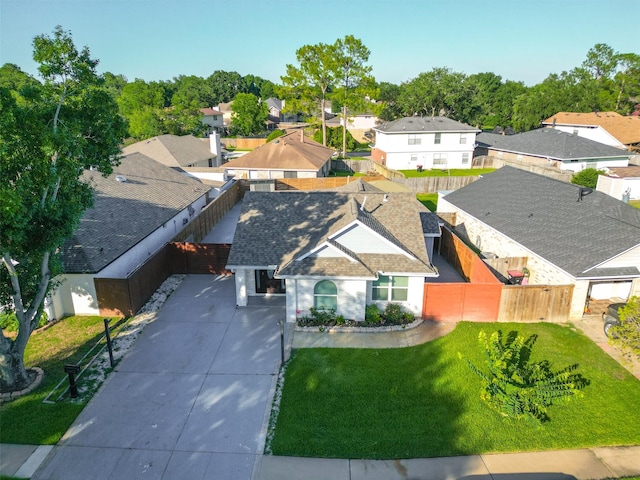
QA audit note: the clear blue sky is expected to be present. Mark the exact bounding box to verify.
[1,0,638,87]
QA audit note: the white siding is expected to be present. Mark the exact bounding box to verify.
[597,175,640,201]
[98,195,208,278]
[46,273,99,319]
[550,125,626,149]
[597,244,640,270]
[374,130,477,170]
[334,223,400,254]
[294,278,367,321]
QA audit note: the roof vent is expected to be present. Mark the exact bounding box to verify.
[577,187,592,202]
[115,175,127,183]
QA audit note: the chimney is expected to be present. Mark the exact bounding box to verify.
[209,131,221,165]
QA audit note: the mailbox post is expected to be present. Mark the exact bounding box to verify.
[64,364,81,398]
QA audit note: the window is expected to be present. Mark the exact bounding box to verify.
[411,154,419,163]
[284,171,297,178]
[433,153,447,166]
[314,280,337,310]
[434,133,441,144]
[372,275,408,302]
[460,135,467,144]
[462,153,470,165]
[408,134,421,145]
[255,270,285,294]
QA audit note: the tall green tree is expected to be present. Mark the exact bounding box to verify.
[171,74,213,108]
[230,92,268,136]
[0,26,126,393]
[279,41,338,146]
[332,35,375,156]
[207,70,246,104]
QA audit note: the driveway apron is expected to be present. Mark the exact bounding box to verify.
[33,274,287,480]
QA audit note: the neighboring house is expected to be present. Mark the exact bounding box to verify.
[47,153,211,319]
[371,116,481,170]
[266,98,301,124]
[216,102,234,126]
[123,134,222,169]
[223,130,333,181]
[542,111,640,151]
[438,166,640,320]
[226,191,440,322]
[476,128,631,172]
[597,165,640,201]
[200,107,225,134]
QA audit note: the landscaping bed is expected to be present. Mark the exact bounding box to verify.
[268,321,640,459]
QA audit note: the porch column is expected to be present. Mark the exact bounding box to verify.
[235,269,248,306]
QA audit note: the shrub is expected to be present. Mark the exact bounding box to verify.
[365,304,382,324]
[383,303,405,323]
[464,330,588,423]
[266,129,286,142]
[0,312,48,332]
[611,296,640,362]
[571,168,605,189]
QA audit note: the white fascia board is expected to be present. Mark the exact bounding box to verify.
[276,274,377,281]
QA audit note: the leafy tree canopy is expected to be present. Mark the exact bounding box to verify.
[570,168,605,189]
[230,92,268,136]
[1,26,127,393]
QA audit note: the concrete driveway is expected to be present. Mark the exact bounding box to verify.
[34,274,287,480]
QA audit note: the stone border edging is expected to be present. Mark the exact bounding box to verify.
[0,367,44,404]
[295,318,423,334]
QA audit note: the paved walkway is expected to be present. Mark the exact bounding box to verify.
[3,298,640,479]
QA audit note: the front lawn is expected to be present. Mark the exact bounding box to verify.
[401,168,495,178]
[0,316,119,444]
[268,321,640,459]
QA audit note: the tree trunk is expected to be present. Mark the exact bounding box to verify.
[342,104,347,158]
[0,337,31,392]
[321,96,327,147]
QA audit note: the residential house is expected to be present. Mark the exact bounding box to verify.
[226,191,440,322]
[438,166,640,320]
[200,107,225,134]
[47,153,210,319]
[597,165,640,201]
[476,128,631,172]
[223,130,333,182]
[266,98,301,125]
[123,134,222,168]
[371,116,481,170]
[542,111,640,152]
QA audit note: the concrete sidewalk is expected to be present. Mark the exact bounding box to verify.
[254,446,640,480]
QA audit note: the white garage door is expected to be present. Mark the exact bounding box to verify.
[590,281,632,300]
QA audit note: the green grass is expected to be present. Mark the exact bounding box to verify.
[629,200,640,210]
[401,168,496,178]
[0,316,118,444]
[416,193,438,212]
[269,321,640,459]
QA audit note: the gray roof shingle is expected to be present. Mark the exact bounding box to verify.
[226,191,436,278]
[61,153,208,273]
[374,116,480,134]
[443,166,640,276]
[477,129,631,161]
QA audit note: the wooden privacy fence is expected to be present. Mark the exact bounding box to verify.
[423,229,502,322]
[95,242,232,317]
[498,285,574,323]
[173,180,244,243]
[275,176,385,191]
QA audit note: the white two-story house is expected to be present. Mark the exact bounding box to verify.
[371,116,480,170]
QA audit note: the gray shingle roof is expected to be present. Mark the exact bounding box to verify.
[226,191,436,278]
[374,116,480,134]
[443,166,640,276]
[476,129,631,161]
[61,153,208,273]
[122,134,214,168]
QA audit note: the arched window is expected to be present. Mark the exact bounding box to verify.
[314,280,337,310]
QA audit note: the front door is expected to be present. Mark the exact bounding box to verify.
[255,270,286,294]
